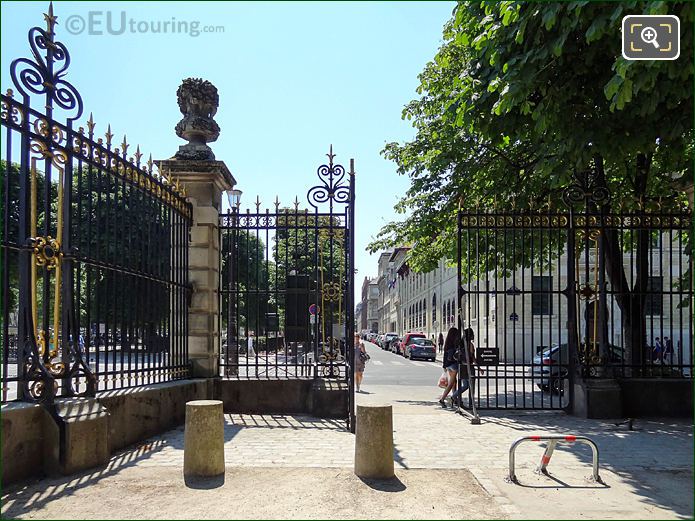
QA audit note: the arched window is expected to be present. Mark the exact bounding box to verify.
[432,293,437,324]
[422,298,427,328]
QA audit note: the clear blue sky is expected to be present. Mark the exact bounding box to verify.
[1,1,454,299]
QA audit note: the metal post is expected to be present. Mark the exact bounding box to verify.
[537,439,558,474]
[507,435,602,484]
[348,158,356,432]
[457,205,480,424]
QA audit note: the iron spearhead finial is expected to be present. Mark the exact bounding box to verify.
[86,112,95,136]
[44,2,57,35]
[327,144,335,166]
[105,124,113,146]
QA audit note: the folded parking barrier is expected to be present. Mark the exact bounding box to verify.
[507,435,602,484]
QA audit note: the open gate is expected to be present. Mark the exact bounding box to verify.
[219,148,356,427]
[457,175,693,411]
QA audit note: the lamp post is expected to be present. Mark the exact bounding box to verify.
[225,189,242,376]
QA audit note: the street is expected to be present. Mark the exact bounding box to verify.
[359,340,442,387]
[359,341,570,410]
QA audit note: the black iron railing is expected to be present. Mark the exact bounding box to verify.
[1,5,192,403]
[456,202,693,411]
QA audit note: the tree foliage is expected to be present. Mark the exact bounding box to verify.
[370,1,693,272]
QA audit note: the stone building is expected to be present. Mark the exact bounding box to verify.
[359,276,379,333]
[377,238,692,368]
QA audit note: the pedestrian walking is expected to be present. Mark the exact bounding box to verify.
[437,332,444,354]
[438,327,460,407]
[354,333,369,392]
[451,327,482,407]
[664,336,673,365]
[653,337,663,363]
[247,331,256,357]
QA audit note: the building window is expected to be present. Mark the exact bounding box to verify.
[645,276,663,316]
[532,276,553,315]
[432,293,437,323]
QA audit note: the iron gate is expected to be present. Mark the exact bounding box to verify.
[456,178,693,411]
[219,148,355,424]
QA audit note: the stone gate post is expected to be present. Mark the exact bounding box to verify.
[157,78,235,378]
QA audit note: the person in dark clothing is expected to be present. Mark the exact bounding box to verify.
[438,327,460,406]
[437,332,444,353]
[451,327,480,407]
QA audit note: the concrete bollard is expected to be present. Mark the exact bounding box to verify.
[184,400,224,478]
[354,404,395,479]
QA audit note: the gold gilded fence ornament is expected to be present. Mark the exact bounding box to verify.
[318,225,346,350]
[28,140,68,371]
[2,2,195,402]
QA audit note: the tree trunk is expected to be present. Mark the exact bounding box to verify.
[596,153,651,374]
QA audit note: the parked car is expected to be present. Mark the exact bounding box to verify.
[389,337,401,353]
[397,332,426,356]
[405,337,436,361]
[527,342,623,395]
[383,333,399,350]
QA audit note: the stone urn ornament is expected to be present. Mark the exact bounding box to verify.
[174,78,220,160]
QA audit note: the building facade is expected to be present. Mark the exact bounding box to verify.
[359,276,380,333]
[375,238,692,367]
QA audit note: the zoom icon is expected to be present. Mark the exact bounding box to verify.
[622,15,680,60]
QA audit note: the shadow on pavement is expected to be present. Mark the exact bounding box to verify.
[184,474,225,489]
[473,411,693,518]
[358,475,407,492]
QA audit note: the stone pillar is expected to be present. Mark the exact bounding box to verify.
[157,78,235,379]
[184,400,225,478]
[354,404,395,479]
[158,159,235,378]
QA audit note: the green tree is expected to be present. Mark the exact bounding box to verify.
[221,229,272,336]
[370,1,693,366]
[273,209,347,340]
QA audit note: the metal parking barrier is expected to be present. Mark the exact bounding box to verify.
[507,435,602,484]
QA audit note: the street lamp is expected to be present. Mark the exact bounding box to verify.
[227,188,242,210]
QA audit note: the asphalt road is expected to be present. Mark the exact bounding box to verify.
[361,340,570,409]
[360,340,443,387]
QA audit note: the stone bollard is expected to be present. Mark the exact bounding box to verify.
[184,400,224,478]
[354,404,395,479]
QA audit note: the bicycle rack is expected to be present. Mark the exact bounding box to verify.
[507,435,602,484]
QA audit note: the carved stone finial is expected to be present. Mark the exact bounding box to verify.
[174,78,220,161]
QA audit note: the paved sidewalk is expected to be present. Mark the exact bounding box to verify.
[2,383,692,519]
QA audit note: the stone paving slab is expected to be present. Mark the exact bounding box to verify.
[132,385,692,475]
[2,383,692,519]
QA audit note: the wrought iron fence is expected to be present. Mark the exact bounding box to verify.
[1,5,192,404]
[219,149,355,383]
[456,194,693,411]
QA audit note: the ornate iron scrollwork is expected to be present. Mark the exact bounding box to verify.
[307,145,352,209]
[562,169,610,209]
[10,3,83,121]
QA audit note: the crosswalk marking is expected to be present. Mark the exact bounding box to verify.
[372,360,384,366]
[391,361,404,365]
